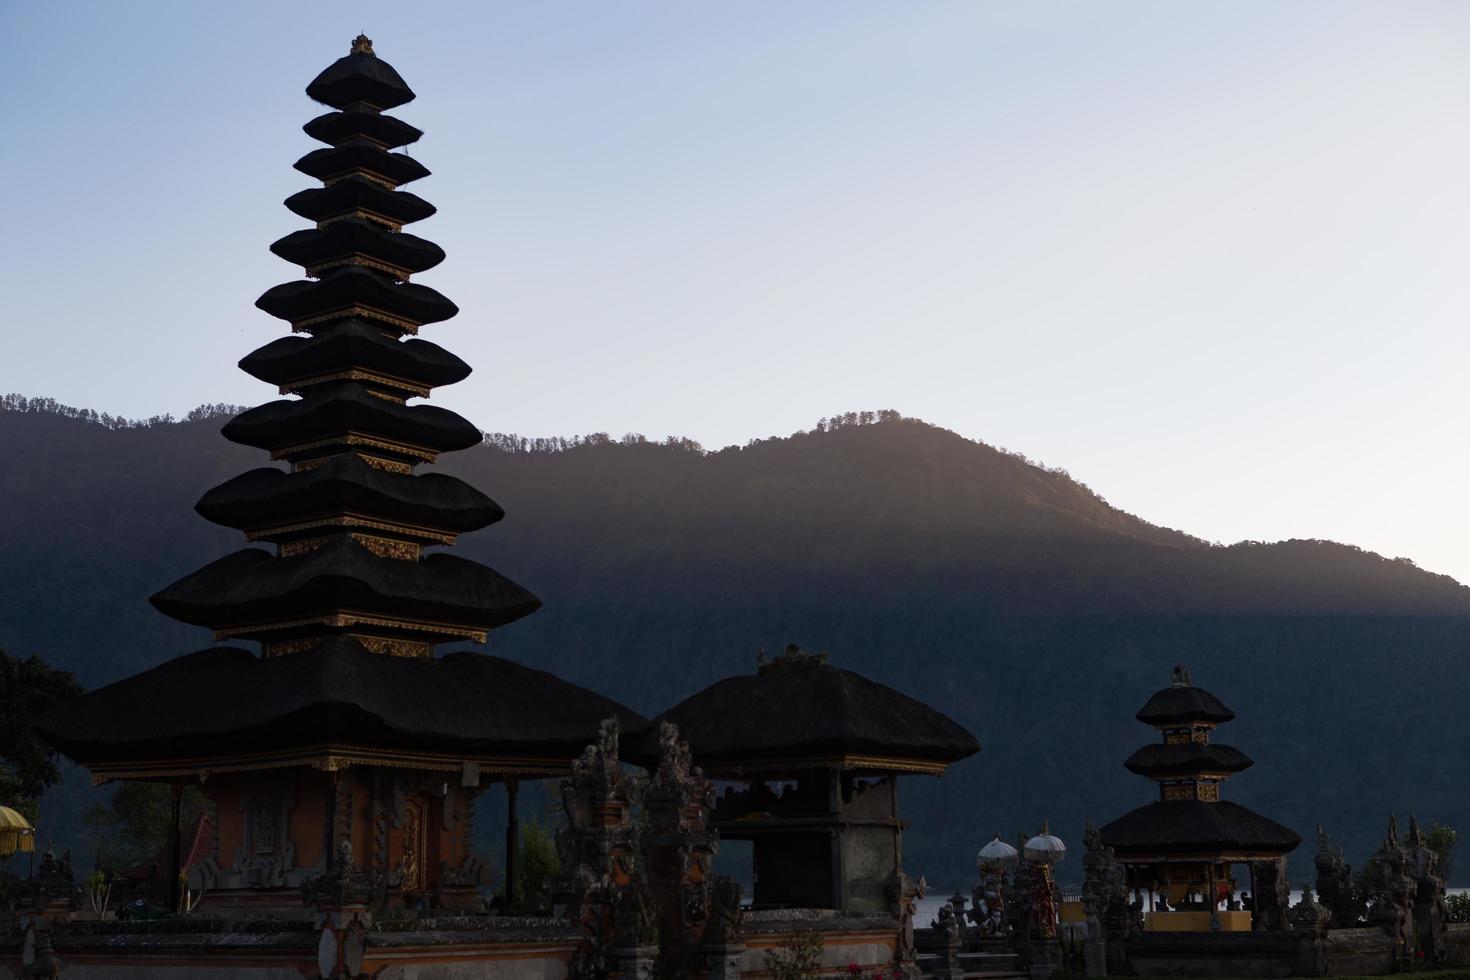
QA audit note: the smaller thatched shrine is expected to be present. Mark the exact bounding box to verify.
[647,644,979,913]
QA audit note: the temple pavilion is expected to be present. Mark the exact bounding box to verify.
[1098,666,1300,933]
[37,36,645,918]
[645,645,979,913]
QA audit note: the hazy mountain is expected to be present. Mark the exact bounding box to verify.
[3,399,1468,885]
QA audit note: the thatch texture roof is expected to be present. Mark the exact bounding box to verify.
[1098,800,1300,857]
[38,639,644,764]
[646,649,978,772]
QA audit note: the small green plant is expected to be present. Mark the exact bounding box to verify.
[1446,893,1470,924]
[765,928,824,980]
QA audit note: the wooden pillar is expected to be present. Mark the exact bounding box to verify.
[828,769,844,910]
[890,775,902,871]
[1247,863,1257,928]
[505,778,520,909]
[166,781,183,913]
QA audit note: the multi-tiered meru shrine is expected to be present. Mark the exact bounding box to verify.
[1098,667,1300,933]
[39,35,644,917]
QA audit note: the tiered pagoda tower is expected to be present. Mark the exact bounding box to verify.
[40,37,644,918]
[156,33,539,659]
[1098,666,1299,932]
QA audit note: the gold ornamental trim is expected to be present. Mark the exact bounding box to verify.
[261,634,431,658]
[323,168,400,191]
[84,742,580,785]
[278,367,432,399]
[211,610,488,645]
[245,514,457,547]
[317,210,403,233]
[292,304,421,335]
[279,533,420,561]
[354,635,432,658]
[269,432,438,464]
[702,754,952,779]
[292,453,415,474]
[305,254,413,281]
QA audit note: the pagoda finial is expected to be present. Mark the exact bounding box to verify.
[1171,664,1191,688]
[350,34,374,56]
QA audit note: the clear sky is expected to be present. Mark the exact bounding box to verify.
[4,2,1470,581]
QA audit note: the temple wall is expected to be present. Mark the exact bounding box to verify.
[289,777,326,872]
[1442,922,1470,967]
[737,916,898,980]
[1123,931,1298,978]
[371,948,572,980]
[1320,927,1396,976]
[211,781,243,866]
[840,826,897,913]
[56,966,305,980]
[350,778,374,868]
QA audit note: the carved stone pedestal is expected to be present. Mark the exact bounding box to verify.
[614,944,659,980]
[19,916,59,980]
[1028,938,1060,980]
[1083,939,1107,979]
[705,942,746,980]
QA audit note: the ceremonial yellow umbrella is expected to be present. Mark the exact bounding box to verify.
[0,806,35,858]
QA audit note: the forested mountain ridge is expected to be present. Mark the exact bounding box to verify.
[3,398,1470,884]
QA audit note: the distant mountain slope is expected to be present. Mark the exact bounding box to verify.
[3,401,1469,883]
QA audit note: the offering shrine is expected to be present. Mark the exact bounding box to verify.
[1098,666,1300,933]
[648,645,979,914]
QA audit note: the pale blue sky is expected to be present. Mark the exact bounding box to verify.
[5,2,1470,581]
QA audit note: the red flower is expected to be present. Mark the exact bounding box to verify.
[847,965,861,975]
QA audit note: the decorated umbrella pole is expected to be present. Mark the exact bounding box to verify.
[0,806,35,860]
[1024,820,1066,937]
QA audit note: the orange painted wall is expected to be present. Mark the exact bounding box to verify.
[291,775,326,871]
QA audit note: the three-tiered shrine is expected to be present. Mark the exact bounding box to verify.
[39,36,644,918]
[1098,666,1300,933]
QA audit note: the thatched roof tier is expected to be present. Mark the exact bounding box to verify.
[1136,683,1235,726]
[270,220,446,277]
[304,109,422,149]
[239,320,471,396]
[306,38,415,111]
[1099,801,1301,859]
[1123,742,1253,778]
[285,178,436,228]
[149,537,540,636]
[221,386,480,460]
[37,639,643,771]
[646,649,978,775]
[256,266,457,332]
[196,456,503,540]
[294,143,430,188]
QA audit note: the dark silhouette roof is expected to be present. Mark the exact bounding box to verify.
[285,178,436,227]
[197,456,502,536]
[1124,743,1253,777]
[222,386,481,456]
[1098,800,1300,856]
[270,220,445,275]
[646,649,978,772]
[239,320,470,392]
[303,109,421,149]
[306,39,415,111]
[294,143,430,187]
[37,639,645,764]
[149,537,540,632]
[1136,684,1235,726]
[256,266,458,330]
